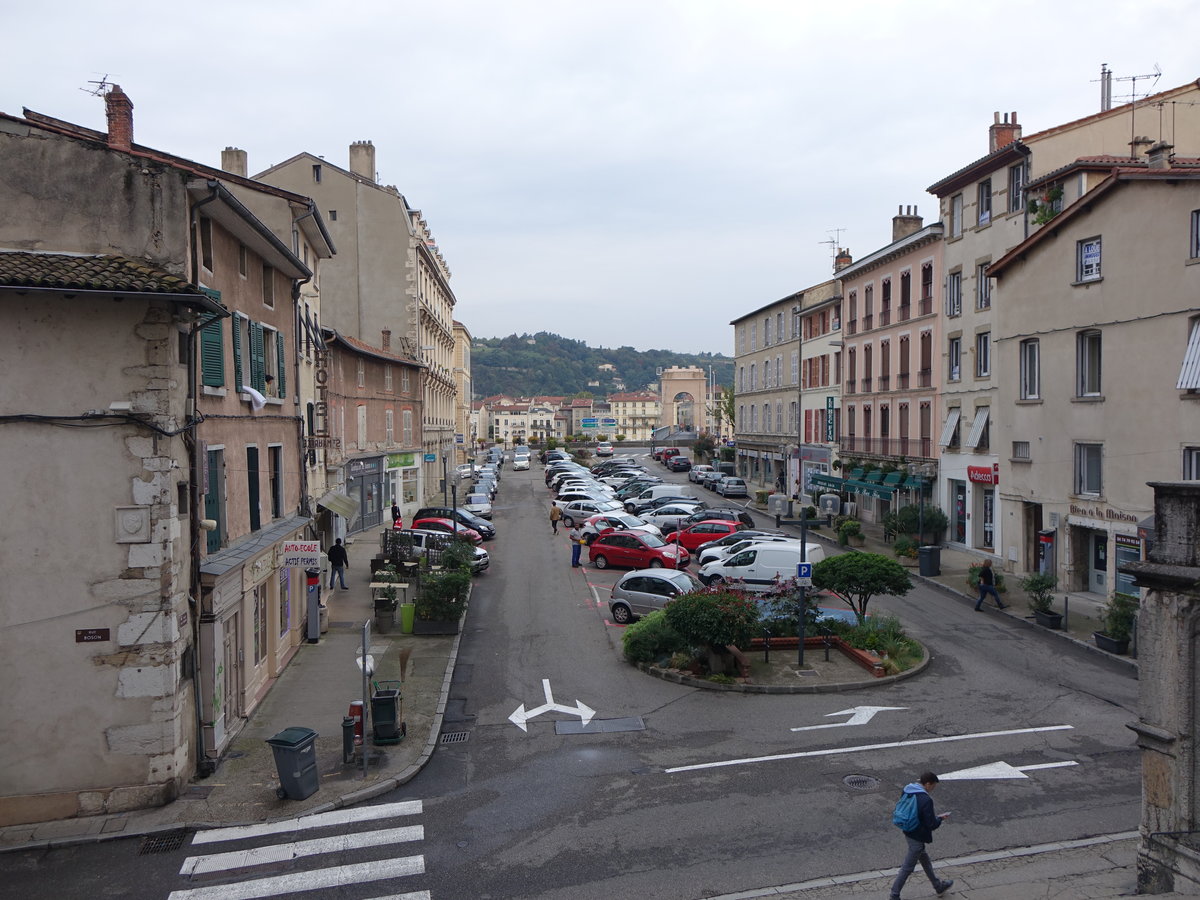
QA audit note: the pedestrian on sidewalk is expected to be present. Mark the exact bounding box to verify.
[328,538,349,590]
[568,525,583,567]
[391,499,402,527]
[974,559,1006,611]
[889,772,953,900]
[550,503,563,534]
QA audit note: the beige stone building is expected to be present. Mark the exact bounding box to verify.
[988,158,1200,597]
[453,321,474,463]
[607,391,662,442]
[793,276,845,499]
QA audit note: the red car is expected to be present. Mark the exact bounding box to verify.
[589,531,689,570]
[663,520,747,551]
[410,517,483,545]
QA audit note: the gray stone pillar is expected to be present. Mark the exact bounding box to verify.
[1121,481,1200,893]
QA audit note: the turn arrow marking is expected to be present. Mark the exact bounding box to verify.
[509,679,596,732]
[791,706,908,732]
[938,760,1079,781]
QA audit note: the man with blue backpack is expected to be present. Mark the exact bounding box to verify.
[890,771,954,899]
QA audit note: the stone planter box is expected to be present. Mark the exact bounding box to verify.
[1033,609,1063,629]
[747,635,886,677]
[1093,631,1129,655]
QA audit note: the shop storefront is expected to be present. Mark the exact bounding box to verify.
[794,445,832,500]
[386,452,421,522]
[345,456,385,533]
[1065,502,1142,597]
[940,457,1001,554]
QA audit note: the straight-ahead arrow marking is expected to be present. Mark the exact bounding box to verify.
[791,705,908,732]
[664,724,1074,773]
[939,760,1079,781]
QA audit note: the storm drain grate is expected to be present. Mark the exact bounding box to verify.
[440,731,471,745]
[842,774,882,792]
[139,832,187,855]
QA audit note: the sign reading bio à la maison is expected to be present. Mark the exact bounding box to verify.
[279,541,321,568]
[305,349,342,452]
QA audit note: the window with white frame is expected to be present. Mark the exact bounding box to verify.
[402,409,413,446]
[950,193,963,238]
[976,263,991,309]
[401,367,410,392]
[948,336,961,382]
[1019,338,1040,399]
[776,355,783,388]
[764,316,772,346]
[1191,210,1200,259]
[751,323,757,350]
[978,179,992,226]
[777,312,784,341]
[1184,446,1200,479]
[356,359,365,388]
[384,365,393,392]
[1077,237,1102,282]
[1077,329,1102,396]
[975,332,991,377]
[776,400,783,434]
[385,409,394,443]
[1009,164,1025,213]
[1074,442,1103,496]
[947,271,962,316]
[764,402,772,433]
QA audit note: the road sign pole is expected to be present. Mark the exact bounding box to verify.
[798,515,808,667]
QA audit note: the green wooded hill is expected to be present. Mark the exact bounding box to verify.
[472,332,732,399]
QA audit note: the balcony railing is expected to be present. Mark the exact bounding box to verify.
[877,375,890,391]
[918,368,932,388]
[919,297,933,315]
[862,314,874,331]
[860,377,872,392]
[838,435,933,458]
[898,304,911,322]
[847,320,858,336]
[896,372,910,389]
[879,310,891,327]
[845,379,857,394]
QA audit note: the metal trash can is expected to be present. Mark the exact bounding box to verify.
[918,545,941,577]
[265,726,320,800]
[370,681,406,745]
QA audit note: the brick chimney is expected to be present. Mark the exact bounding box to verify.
[1147,141,1173,170]
[221,147,248,177]
[105,85,134,151]
[349,140,376,181]
[381,329,391,351]
[834,248,853,272]
[892,205,924,241]
[989,111,1021,152]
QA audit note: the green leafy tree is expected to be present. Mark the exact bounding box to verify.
[693,432,716,460]
[663,590,760,648]
[812,553,913,624]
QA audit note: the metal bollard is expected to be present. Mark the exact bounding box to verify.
[342,716,356,764]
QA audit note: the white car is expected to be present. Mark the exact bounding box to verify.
[512,455,530,471]
[638,502,705,533]
[462,492,493,519]
[695,534,800,566]
[689,464,715,484]
[595,442,614,456]
[580,512,663,543]
[559,499,626,526]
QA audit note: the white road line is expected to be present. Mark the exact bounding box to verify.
[664,725,1074,773]
[190,800,423,845]
[180,825,423,876]
[167,855,424,900]
[361,893,431,900]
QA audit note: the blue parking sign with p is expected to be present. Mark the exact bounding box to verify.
[796,562,813,586]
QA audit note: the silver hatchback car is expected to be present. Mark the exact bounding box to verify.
[609,568,703,625]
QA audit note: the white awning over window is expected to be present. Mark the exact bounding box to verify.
[316,490,359,521]
[938,407,962,447]
[1177,320,1200,390]
[964,407,990,449]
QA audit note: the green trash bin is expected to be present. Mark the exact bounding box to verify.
[265,726,320,800]
[399,602,415,634]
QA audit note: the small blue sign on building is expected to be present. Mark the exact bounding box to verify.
[423,453,437,462]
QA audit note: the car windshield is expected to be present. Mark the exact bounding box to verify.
[466,495,488,504]
[669,571,703,592]
[640,533,668,548]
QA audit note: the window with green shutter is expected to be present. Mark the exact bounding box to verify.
[250,322,266,392]
[200,319,224,387]
[232,315,244,391]
[276,331,286,398]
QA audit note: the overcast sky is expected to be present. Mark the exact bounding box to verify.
[5,1,1194,354]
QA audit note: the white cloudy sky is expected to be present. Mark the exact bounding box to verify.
[5,1,1195,354]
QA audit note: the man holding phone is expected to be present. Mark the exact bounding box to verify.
[890,771,954,899]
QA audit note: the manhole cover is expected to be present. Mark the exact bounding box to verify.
[843,774,881,791]
[139,832,187,855]
[441,731,470,744]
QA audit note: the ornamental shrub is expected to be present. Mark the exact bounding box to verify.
[621,610,689,665]
[662,589,761,649]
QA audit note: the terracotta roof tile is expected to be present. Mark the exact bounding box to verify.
[0,251,198,294]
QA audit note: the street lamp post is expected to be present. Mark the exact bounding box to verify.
[793,303,807,666]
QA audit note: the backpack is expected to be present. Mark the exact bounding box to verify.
[892,792,919,831]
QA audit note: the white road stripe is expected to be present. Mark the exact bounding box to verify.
[180,825,423,876]
[190,800,423,845]
[665,725,1074,773]
[167,855,424,900]
[362,893,431,900]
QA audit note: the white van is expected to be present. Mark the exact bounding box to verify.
[624,484,698,513]
[698,542,825,592]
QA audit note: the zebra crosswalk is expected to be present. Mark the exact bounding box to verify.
[168,799,430,900]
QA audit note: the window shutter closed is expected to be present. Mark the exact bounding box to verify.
[276,331,287,398]
[200,319,224,386]
[232,315,243,391]
[250,322,266,392]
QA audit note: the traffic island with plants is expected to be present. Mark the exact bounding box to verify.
[1020,572,1061,628]
[621,555,927,688]
[1094,592,1138,655]
[412,540,474,634]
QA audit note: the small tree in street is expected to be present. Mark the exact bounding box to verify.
[812,553,913,624]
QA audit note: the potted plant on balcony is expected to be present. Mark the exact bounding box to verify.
[1094,593,1137,655]
[1020,572,1060,629]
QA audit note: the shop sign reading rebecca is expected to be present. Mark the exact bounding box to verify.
[306,349,342,451]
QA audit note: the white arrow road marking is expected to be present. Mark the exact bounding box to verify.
[791,705,908,732]
[664,724,1073,773]
[509,679,597,732]
[938,760,1079,781]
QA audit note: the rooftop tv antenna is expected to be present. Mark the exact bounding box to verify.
[82,75,115,96]
[819,227,846,260]
[1114,63,1162,105]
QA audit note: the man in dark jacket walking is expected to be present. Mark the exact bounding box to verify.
[974,559,1006,611]
[327,538,349,590]
[890,772,953,899]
